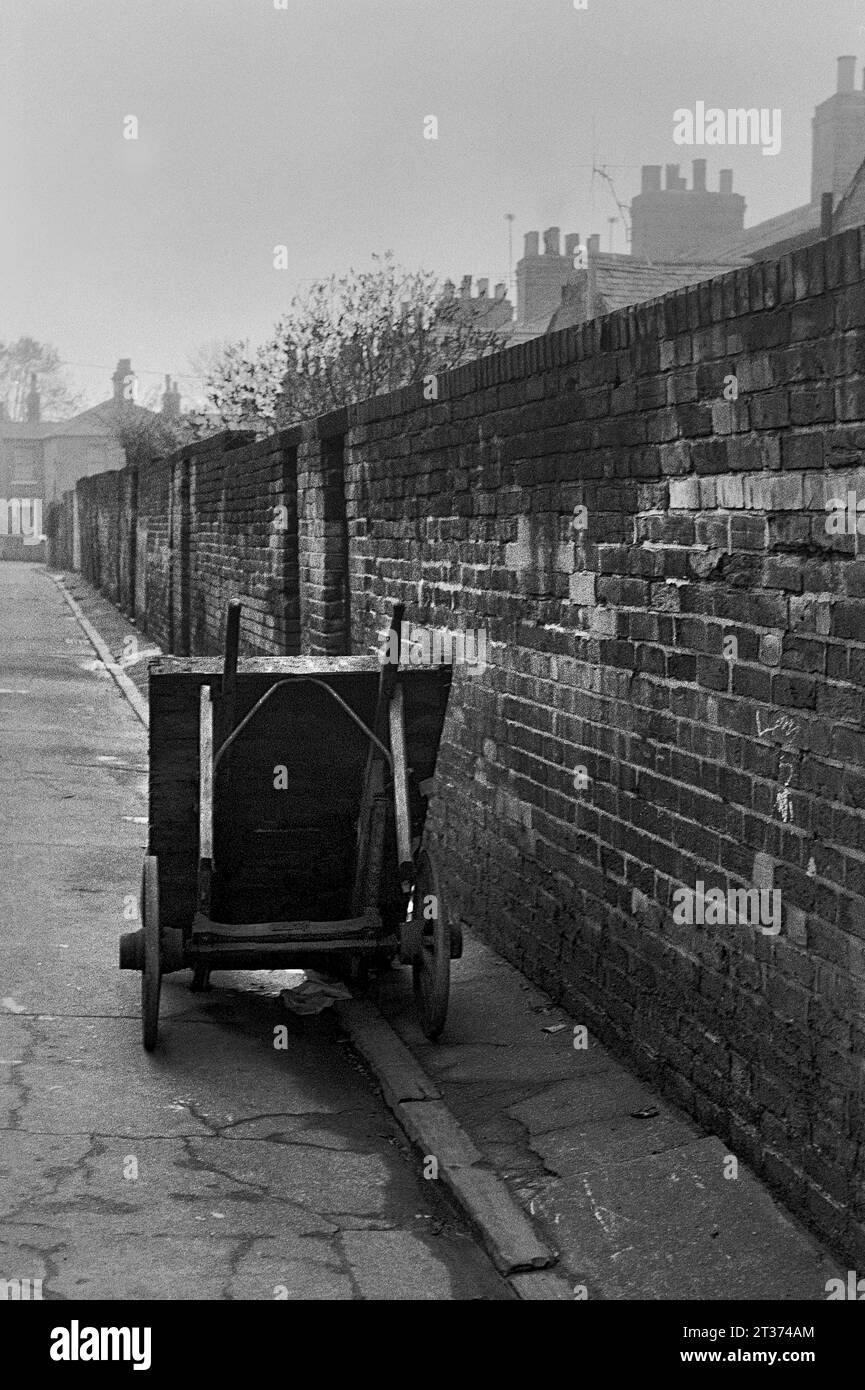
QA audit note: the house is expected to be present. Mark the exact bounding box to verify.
[513,52,865,336]
[510,225,745,338]
[630,159,745,262]
[0,358,179,559]
[547,242,748,333]
[670,55,865,264]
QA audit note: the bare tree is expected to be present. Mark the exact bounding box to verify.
[0,337,82,420]
[202,253,509,432]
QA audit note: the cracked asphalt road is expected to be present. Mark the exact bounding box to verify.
[0,564,510,1300]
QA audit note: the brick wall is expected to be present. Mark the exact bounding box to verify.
[78,470,122,600]
[137,459,172,649]
[56,226,865,1264]
[297,417,351,655]
[189,432,300,656]
[66,434,302,657]
[45,491,75,570]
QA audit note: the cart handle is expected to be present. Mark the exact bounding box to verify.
[211,676,394,778]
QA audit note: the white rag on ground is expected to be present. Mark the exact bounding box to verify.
[280,970,352,1015]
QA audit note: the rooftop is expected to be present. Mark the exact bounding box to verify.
[676,201,821,265]
[0,397,155,441]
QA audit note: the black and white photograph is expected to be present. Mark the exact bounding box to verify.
[1,0,864,1352]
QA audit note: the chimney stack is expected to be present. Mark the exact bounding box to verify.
[641,165,662,192]
[838,55,856,92]
[564,232,581,257]
[494,283,506,299]
[476,278,488,298]
[161,375,181,420]
[25,373,40,425]
[587,233,600,256]
[543,227,561,255]
[460,275,472,298]
[719,169,733,194]
[112,357,133,407]
[523,231,539,258]
[692,158,707,191]
[811,56,865,204]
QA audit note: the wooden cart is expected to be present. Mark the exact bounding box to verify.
[120,603,460,1050]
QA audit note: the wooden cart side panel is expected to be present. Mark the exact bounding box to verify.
[211,673,380,922]
[148,675,210,929]
[147,663,454,932]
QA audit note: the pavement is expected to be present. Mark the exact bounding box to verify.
[0,562,511,1300]
[57,571,158,704]
[13,564,846,1302]
[374,942,840,1300]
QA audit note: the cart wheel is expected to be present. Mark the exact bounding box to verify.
[140,855,162,1052]
[411,849,450,1040]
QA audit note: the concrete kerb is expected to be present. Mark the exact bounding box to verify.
[337,998,574,1298]
[50,571,573,1299]
[46,571,150,730]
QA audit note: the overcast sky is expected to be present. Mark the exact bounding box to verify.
[1,0,863,410]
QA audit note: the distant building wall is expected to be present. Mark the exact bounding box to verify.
[42,434,126,502]
[631,160,745,261]
[515,227,583,334]
[812,55,865,204]
[0,435,45,559]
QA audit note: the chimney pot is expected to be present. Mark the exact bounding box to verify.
[838,55,856,92]
[719,169,733,194]
[524,231,539,258]
[692,158,707,192]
